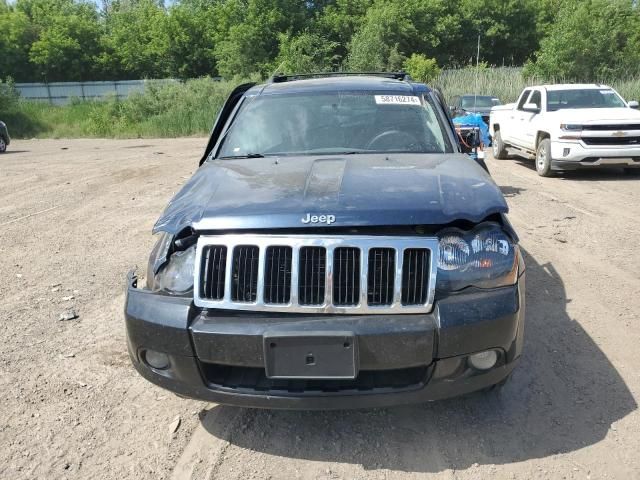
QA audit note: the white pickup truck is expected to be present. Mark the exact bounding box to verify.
[489,84,640,176]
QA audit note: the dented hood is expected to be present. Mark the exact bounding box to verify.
[154,154,508,234]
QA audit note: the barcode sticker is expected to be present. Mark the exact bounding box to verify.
[374,95,421,105]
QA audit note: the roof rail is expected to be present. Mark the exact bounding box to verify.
[268,71,412,83]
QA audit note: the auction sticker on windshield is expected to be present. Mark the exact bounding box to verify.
[375,95,421,105]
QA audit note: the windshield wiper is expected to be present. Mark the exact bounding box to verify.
[218,152,266,159]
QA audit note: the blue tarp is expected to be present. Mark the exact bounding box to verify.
[452,113,491,146]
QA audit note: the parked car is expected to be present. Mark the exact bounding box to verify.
[449,95,502,124]
[0,121,10,153]
[489,84,640,176]
[125,73,525,409]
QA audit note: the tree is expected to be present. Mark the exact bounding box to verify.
[0,6,36,81]
[314,0,372,67]
[458,0,540,67]
[525,0,640,80]
[403,54,441,83]
[166,1,219,79]
[99,0,170,79]
[28,2,102,81]
[212,0,310,78]
[274,31,339,74]
[347,0,461,71]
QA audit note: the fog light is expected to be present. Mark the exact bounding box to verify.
[563,148,571,157]
[468,350,498,370]
[143,349,170,370]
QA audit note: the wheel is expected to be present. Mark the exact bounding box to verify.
[0,137,6,153]
[535,138,553,177]
[492,130,508,159]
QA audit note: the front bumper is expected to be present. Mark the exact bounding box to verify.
[125,271,525,409]
[550,140,640,169]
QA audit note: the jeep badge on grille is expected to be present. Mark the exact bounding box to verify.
[301,213,336,225]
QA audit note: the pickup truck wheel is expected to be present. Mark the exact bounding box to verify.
[0,138,6,153]
[536,139,553,177]
[492,131,508,159]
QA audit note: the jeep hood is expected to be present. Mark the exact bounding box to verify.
[153,154,508,234]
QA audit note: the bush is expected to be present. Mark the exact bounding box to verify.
[0,78,19,112]
[403,54,440,84]
[6,77,243,139]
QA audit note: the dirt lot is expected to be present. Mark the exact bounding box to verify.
[1,138,639,480]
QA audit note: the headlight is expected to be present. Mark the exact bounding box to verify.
[436,224,519,291]
[146,232,196,294]
[560,123,583,131]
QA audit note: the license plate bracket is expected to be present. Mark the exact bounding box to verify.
[263,332,357,379]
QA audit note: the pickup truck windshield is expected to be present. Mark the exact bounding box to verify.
[547,89,626,111]
[217,92,451,158]
[461,96,501,108]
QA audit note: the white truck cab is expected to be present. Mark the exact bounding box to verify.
[489,84,640,176]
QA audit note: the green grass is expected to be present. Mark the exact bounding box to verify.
[435,67,640,104]
[4,77,239,139]
[4,70,640,139]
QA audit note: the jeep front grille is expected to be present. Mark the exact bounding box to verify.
[264,246,292,304]
[367,248,395,306]
[401,248,429,305]
[298,246,326,306]
[333,247,360,306]
[195,235,438,314]
[230,245,259,302]
[200,245,227,300]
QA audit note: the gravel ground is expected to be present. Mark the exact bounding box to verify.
[1,138,639,480]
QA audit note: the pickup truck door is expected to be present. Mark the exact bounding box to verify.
[516,89,543,151]
[510,89,533,148]
[501,89,529,146]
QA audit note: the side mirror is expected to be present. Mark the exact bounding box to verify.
[522,102,540,113]
[629,100,639,109]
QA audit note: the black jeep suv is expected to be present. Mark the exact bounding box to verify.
[125,73,525,409]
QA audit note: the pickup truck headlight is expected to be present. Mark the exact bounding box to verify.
[436,224,519,291]
[560,123,583,131]
[146,232,196,294]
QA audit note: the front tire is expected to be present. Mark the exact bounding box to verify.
[536,138,553,177]
[492,130,508,159]
[0,138,6,153]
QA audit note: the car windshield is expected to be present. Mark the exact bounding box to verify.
[460,96,501,108]
[547,89,626,111]
[217,91,451,158]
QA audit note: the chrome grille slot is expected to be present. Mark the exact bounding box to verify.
[231,245,259,303]
[264,246,292,304]
[200,245,227,300]
[367,248,395,306]
[401,248,429,305]
[194,235,437,314]
[298,246,326,305]
[333,247,360,306]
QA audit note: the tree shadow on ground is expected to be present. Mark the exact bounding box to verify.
[201,248,636,473]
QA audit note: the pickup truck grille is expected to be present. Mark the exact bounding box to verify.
[582,124,640,131]
[583,136,640,146]
[195,235,438,314]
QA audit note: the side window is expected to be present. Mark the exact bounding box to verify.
[529,90,542,109]
[517,89,532,110]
